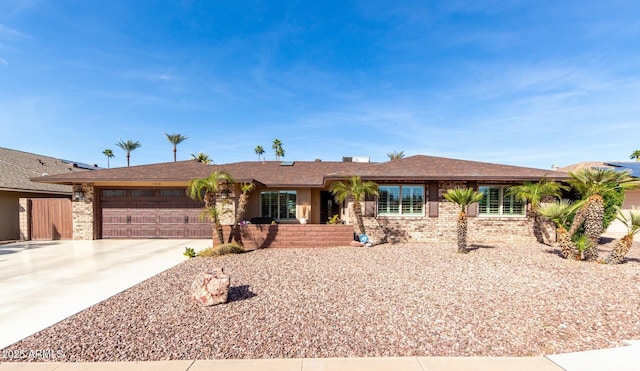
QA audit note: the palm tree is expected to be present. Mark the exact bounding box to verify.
[387,151,405,160]
[507,177,568,245]
[228,183,255,244]
[605,210,640,264]
[115,140,141,167]
[443,187,484,253]
[186,171,235,245]
[164,133,188,162]
[538,200,584,259]
[567,168,639,260]
[272,139,284,160]
[102,149,114,169]
[191,152,212,164]
[630,150,640,162]
[254,146,265,161]
[329,176,379,236]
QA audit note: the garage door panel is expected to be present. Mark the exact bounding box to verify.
[100,188,213,239]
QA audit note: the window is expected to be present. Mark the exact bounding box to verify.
[131,189,156,197]
[478,186,525,216]
[160,189,184,197]
[378,185,424,216]
[261,191,297,220]
[102,190,126,197]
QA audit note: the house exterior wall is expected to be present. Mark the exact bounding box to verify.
[72,183,94,240]
[224,224,354,248]
[0,191,19,240]
[360,181,539,245]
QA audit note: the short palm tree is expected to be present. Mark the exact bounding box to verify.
[507,177,568,245]
[102,149,114,169]
[228,183,255,244]
[164,133,188,162]
[186,171,235,245]
[630,150,640,162]
[254,146,265,161]
[443,187,484,253]
[538,200,584,259]
[605,210,640,264]
[191,152,212,164]
[329,176,379,236]
[387,150,405,160]
[567,168,639,260]
[115,140,141,167]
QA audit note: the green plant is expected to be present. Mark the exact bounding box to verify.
[573,233,593,260]
[329,175,379,235]
[183,247,196,258]
[327,214,342,224]
[443,187,484,253]
[197,243,246,258]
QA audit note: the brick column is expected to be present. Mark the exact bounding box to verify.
[18,198,29,241]
[72,183,95,240]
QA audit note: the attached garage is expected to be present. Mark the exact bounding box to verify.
[99,188,212,239]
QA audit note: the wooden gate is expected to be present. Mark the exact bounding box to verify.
[30,198,72,240]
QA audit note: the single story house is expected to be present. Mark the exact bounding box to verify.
[559,161,640,234]
[33,155,568,246]
[0,147,94,240]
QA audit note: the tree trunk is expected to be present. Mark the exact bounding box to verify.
[533,213,553,245]
[557,226,577,259]
[457,211,469,253]
[583,194,604,260]
[228,193,249,245]
[126,153,130,167]
[568,205,587,237]
[605,235,633,264]
[353,201,365,236]
[173,147,177,162]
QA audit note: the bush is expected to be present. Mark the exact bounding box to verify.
[183,247,196,258]
[197,243,246,258]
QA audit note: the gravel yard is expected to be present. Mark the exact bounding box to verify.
[5,240,640,361]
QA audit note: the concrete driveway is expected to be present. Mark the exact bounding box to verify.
[0,239,211,349]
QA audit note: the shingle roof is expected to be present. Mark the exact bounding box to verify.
[33,155,567,187]
[0,147,88,194]
[329,155,568,181]
[33,160,372,187]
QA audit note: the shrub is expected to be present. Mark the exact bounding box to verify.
[327,214,342,224]
[197,243,246,258]
[183,247,196,258]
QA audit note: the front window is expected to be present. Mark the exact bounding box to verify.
[261,191,297,220]
[478,186,525,216]
[378,185,424,216]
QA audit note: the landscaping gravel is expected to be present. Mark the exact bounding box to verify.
[5,239,640,361]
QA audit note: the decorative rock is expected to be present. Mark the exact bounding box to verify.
[191,268,230,306]
[350,240,364,247]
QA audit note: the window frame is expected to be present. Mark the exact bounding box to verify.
[260,190,297,220]
[478,185,526,217]
[377,184,425,217]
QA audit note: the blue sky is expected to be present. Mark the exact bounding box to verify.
[1,1,639,170]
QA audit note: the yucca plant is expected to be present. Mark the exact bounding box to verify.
[567,168,639,261]
[605,210,640,264]
[507,177,568,245]
[443,187,484,253]
[537,199,584,259]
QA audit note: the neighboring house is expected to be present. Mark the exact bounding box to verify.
[0,147,94,240]
[559,161,640,233]
[33,155,567,245]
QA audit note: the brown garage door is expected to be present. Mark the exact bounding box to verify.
[101,189,212,239]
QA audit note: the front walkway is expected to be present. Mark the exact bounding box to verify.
[0,239,211,349]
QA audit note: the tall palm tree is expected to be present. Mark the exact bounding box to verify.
[190,152,212,164]
[443,187,484,253]
[507,177,568,245]
[567,168,639,260]
[605,210,640,264]
[254,146,265,161]
[228,183,255,244]
[115,140,141,167]
[630,150,640,162]
[329,176,379,236]
[102,149,114,169]
[186,171,235,245]
[538,200,584,259]
[272,139,283,160]
[387,150,405,160]
[164,132,188,162]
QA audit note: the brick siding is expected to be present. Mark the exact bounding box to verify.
[72,183,94,240]
[222,224,355,249]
